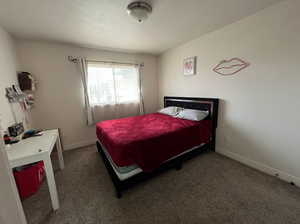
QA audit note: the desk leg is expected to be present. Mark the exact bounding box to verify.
[56,134,64,170]
[44,157,60,211]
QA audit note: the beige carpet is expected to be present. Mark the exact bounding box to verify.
[22,145,300,224]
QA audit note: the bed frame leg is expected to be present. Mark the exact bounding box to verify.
[175,162,182,171]
[115,184,123,199]
[211,129,216,151]
[116,190,122,199]
[97,141,124,199]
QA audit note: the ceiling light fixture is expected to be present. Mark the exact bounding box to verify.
[127,1,152,23]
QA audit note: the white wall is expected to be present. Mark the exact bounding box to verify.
[0,26,27,224]
[0,134,27,224]
[0,27,26,130]
[158,0,300,185]
[16,40,158,149]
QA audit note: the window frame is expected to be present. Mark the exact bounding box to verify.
[86,61,140,106]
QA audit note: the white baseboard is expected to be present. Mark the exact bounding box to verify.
[217,147,300,187]
[64,139,97,151]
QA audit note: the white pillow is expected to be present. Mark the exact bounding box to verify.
[158,106,182,116]
[176,109,209,121]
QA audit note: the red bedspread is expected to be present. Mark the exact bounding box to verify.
[96,113,212,172]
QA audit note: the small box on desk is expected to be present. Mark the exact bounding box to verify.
[8,123,24,137]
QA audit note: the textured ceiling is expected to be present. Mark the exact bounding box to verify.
[0,0,282,54]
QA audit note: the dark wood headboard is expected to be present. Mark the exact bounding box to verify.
[164,96,219,128]
[164,96,219,151]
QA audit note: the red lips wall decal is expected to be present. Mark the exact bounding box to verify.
[213,58,250,76]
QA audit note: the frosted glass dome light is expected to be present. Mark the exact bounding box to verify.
[127,1,152,23]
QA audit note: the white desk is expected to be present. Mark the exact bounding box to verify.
[5,129,64,211]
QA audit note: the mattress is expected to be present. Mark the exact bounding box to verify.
[96,113,212,172]
[99,140,205,181]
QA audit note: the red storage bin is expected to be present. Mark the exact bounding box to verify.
[14,161,45,200]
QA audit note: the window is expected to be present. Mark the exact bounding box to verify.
[87,62,140,106]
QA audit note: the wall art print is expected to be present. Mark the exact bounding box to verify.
[183,56,197,76]
[213,58,250,76]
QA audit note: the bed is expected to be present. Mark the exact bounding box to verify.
[96,96,219,198]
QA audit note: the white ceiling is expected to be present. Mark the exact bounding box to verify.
[0,0,282,55]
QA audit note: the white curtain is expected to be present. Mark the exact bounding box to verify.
[79,59,144,125]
